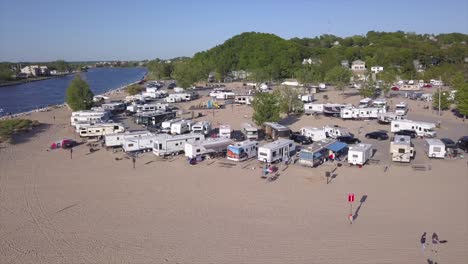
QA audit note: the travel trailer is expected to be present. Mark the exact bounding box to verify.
[242,123,259,140]
[134,111,176,127]
[211,91,236,100]
[258,139,296,163]
[219,125,231,139]
[191,121,212,135]
[226,140,259,161]
[70,110,110,126]
[123,134,162,153]
[235,95,253,105]
[105,131,153,148]
[263,122,291,140]
[79,123,125,138]
[394,102,408,116]
[153,133,203,156]
[299,94,314,103]
[127,103,169,113]
[424,139,446,158]
[323,104,351,116]
[340,107,386,120]
[391,120,436,137]
[390,135,414,162]
[165,94,183,103]
[300,127,327,142]
[304,103,324,114]
[323,126,352,138]
[142,90,167,99]
[348,143,373,166]
[100,102,126,113]
[170,120,193,135]
[125,94,146,103]
[400,84,420,91]
[184,138,233,158]
[377,112,404,124]
[372,99,388,110]
[358,98,373,108]
[298,139,337,167]
[161,118,182,133]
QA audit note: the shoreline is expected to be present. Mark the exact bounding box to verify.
[0,73,76,87]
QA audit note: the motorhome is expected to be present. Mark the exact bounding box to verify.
[79,123,125,138]
[219,125,231,139]
[153,133,203,156]
[394,102,408,116]
[227,140,259,161]
[347,143,373,166]
[263,122,291,140]
[298,139,336,167]
[323,126,352,138]
[300,127,327,141]
[377,112,404,124]
[372,98,388,110]
[134,111,176,127]
[242,123,259,140]
[304,103,324,114]
[184,138,233,158]
[123,134,162,153]
[424,139,446,158]
[235,95,253,105]
[161,118,182,133]
[258,139,296,163]
[191,121,212,135]
[101,102,126,113]
[390,135,414,162]
[340,107,386,120]
[170,120,193,135]
[70,110,110,126]
[105,131,153,148]
[391,120,436,137]
[358,98,373,108]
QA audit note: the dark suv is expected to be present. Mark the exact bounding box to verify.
[365,131,389,140]
[336,136,361,144]
[457,136,468,153]
[395,130,417,138]
[290,133,312,145]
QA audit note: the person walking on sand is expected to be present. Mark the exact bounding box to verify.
[431,232,439,253]
[420,232,427,253]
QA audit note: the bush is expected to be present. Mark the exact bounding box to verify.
[0,119,40,143]
[126,84,145,95]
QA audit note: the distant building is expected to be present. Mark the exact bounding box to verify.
[341,60,349,68]
[231,70,250,80]
[302,58,322,65]
[20,65,41,77]
[351,60,366,71]
[371,66,384,74]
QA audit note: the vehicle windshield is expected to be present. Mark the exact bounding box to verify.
[395,105,406,109]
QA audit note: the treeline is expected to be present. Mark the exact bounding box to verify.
[145,31,467,87]
[0,60,87,81]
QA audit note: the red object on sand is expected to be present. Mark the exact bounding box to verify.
[348,193,355,203]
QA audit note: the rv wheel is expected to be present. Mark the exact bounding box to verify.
[431,153,436,158]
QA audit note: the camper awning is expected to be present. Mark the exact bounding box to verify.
[326,141,348,152]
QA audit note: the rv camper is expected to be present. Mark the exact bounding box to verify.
[304,103,324,114]
[323,126,352,138]
[134,111,176,127]
[132,103,169,113]
[161,118,182,133]
[391,120,436,137]
[226,140,259,162]
[235,95,253,105]
[394,102,408,116]
[170,120,193,135]
[299,94,314,103]
[242,123,259,140]
[123,134,162,153]
[165,94,183,103]
[101,102,126,113]
[191,121,212,135]
[70,110,110,126]
[358,98,373,108]
[377,112,404,124]
[79,123,125,138]
[390,135,414,162]
[153,133,203,156]
[105,131,153,148]
[372,99,388,110]
[300,127,327,142]
[424,138,446,158]
[184,138,233,158]
[263,122,291,140]
[340,107,386,120]
[298,139,338,167]
[323,104,351,116]
[347,143,373,166]
[219,125,231,139]
[258,139,296,163]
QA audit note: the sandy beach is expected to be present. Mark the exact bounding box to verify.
[1,85,467,264]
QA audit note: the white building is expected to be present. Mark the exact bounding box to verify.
[351,60,366,72]
[371,66,384,74]
[20,65,49,77]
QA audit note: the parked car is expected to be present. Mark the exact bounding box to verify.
[337,136,361,144]
[231,130,246,142]
[456,136,468,153]
[440,138,457,149]
[365,131,389,140]
[423,84,432,88]
[395,129,417,138]
[391,86,400,91]
[290,133,312,145]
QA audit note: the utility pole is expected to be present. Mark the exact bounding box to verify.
[438,76,441,116]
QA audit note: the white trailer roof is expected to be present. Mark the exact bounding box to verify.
[348,143,372,152]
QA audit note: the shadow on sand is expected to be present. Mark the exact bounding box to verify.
[10,123,51,145]
[353,195,368,221]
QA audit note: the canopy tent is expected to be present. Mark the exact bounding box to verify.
[326,141,348,153]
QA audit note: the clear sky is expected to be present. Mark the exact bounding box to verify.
[0,0,467,62]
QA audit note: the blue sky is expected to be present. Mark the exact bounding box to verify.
[0,0,467,62]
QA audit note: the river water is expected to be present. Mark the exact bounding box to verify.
[0,67,147,115]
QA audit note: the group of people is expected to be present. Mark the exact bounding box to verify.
[420,232,443,253]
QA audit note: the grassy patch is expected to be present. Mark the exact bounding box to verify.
[0,119,40,143]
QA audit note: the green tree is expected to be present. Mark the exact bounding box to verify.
[455,83,468,118]
[252,92,280,126]
[127,84,144,95]
[359,82,376,98]
[378,70,397,96]
[274,86,303,115]
[66,75,94,111]
[324,66,352,94]
[432,91,450,111]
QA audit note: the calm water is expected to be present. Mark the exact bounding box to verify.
[0,67,147,115]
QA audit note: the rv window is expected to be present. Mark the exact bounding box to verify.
[398,148,405,154]
[352,154,358,158]
[158,144,162,149]
[117,137,119,140]
[175,143,179,146]
[433,147,441,152]
[289,144,292,147]
[196,138,200,140]
[114,126,119,129]
[395,124,399,128]
[128,144,134,147]
[196,149,200,153]
[272,151,277,157]
[259,152,267,156]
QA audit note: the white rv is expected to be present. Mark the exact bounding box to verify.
[304,103,324,114]
[219,125,231,139]
[391,120,436,137]
[394,102,408,116]
[191,121,212,135]
[161,118,182,133]
[348,143,373,166]
[390,135,414,162]
[79,123,125,138]
[70,110,110,126]
[153,133,203,156]
[424,139,446,158]
[340,107,386,120]
[358,98,373,108]
[170,120,193,135]
[323,126,352,138]
[242,123,259,140]
[372,98,387,109]
[165,94,183,103]
[123,134,162,152]
[300,127,327,141]
[257,139,296,163]
[134,103,169,113]
[235,95,253,105]
[105,131,153,148]
[227,140,259,161]
[184,138,233,158]
[299,94,314,103]
[377,112,404,124]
